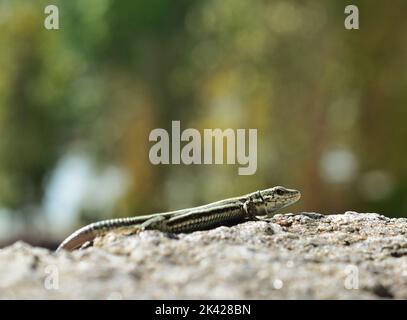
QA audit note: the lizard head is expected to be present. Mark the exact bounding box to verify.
[256,186,301,216]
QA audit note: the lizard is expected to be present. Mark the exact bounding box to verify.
[56,186,301,252]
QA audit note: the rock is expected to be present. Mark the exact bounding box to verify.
[0,212,406,299]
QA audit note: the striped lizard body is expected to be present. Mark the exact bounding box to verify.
[56,186,301,252]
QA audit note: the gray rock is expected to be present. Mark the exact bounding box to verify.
[0,212,406,299]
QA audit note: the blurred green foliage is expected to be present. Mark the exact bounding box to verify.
[0,0,406,242]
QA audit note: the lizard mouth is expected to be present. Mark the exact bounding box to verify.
[281,190,301,208]
[291,191,301,203]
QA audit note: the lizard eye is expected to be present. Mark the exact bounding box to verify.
[275,188,284,196]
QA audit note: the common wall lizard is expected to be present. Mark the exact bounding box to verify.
[56,186,301,251]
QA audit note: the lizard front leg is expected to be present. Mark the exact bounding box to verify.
[243,199,262,221]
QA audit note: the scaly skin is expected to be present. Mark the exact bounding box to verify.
[56,186,301,252]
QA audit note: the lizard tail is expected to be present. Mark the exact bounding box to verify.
[56,218,143,252]
[56,226,97,252]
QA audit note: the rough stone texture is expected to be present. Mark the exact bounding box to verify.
[0,212,406,299]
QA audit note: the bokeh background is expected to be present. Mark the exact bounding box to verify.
[0,0,406,248]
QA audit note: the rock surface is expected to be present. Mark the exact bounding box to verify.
[0,212,406,299]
